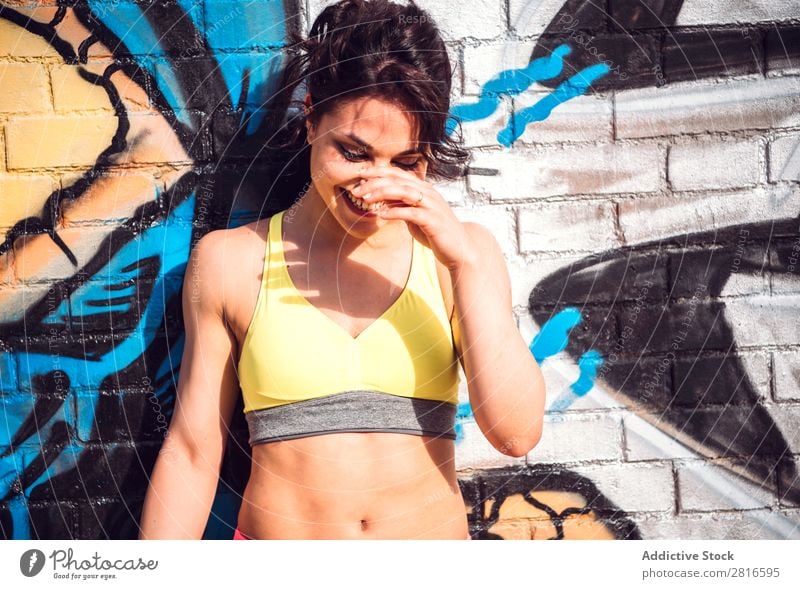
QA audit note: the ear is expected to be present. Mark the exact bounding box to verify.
[303,93,315,143]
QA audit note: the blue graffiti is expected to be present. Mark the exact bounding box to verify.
[530,307,582,363]
[0,196,194,537]
[447,44,609,146]
[456,307,595,441]
[498,63,610,146]
[1,0,292,539]
[446,45,570,134]
[548,349,605,413]
[454,401,474,443]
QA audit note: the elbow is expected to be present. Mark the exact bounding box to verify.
[496,426,542,458]
[496,389,545,458]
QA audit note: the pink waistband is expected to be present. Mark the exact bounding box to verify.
[233,527,252,540]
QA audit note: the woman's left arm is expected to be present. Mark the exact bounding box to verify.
[353,165,546,458]
[449,224,546,457]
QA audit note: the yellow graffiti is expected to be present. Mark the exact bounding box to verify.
[483,491,617,540]
[0,4,191,322]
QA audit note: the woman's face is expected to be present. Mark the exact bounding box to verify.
[304,94,428,236]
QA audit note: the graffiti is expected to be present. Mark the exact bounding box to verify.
[462,465,641,540]
[0,0,298,539]
[555,13,629,80]
[548,349,604,412]
[446,45,569,134]
[2,0,798,541]
[449,0,800,539]
[447,44,609,146]
[529,217,800,535]
[498,62,608,146]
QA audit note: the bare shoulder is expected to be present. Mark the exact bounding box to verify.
[186,219,272,310]
[462,221,499,252]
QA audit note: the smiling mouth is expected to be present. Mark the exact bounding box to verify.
[338,186,386,213]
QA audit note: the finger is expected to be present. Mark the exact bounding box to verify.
[364,184,424,206]
[350,176,397,197]
[377,201,426,221]
[358,165,419,181]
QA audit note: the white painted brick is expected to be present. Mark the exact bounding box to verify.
[511,92,613,145]
[669,139,761,192]
[618,186,800,247]
[723,266,771,298]
[769,132,800,182]
[508,254,541,310]
[445,42,463,98]
[457,97,514,148]
[677,461,776,512]
[466,150,530,200]
[451,204,517,259]
[462,40,539,96]
[525,413,623,463]
[624,414,698,462]
[571,462,676,513]
[773,350,800,401]
[675,0,798,25]
[468,143,661,200]
[456,365,469,404]
[771,252,800,295]
[505,252,583,309]
[417,0,506,42]
[724,293,800,348]
[518,201,619,254]
[430,176,467,206]
[455,421,527,470]
[634,512,793,539]
[616,77,800,139]
[508,0,570,38]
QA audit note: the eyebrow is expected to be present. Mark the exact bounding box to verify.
[338,132,422,157]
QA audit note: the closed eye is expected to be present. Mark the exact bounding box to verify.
[336,142,368,162]
[336,142,421,170]
[395,159,422,170]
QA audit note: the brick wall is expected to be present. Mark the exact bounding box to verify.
[1,0,798,539]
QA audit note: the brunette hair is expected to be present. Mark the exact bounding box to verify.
[263,0,469,209]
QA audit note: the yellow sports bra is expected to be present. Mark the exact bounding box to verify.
[237,209,461,445]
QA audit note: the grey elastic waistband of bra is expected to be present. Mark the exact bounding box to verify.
[245,390,457,446]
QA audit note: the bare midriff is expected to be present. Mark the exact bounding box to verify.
[236,431,468,539]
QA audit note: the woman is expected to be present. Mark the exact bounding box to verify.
[139,0,545,540]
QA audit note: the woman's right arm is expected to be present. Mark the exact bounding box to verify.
[138,232,242,539]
